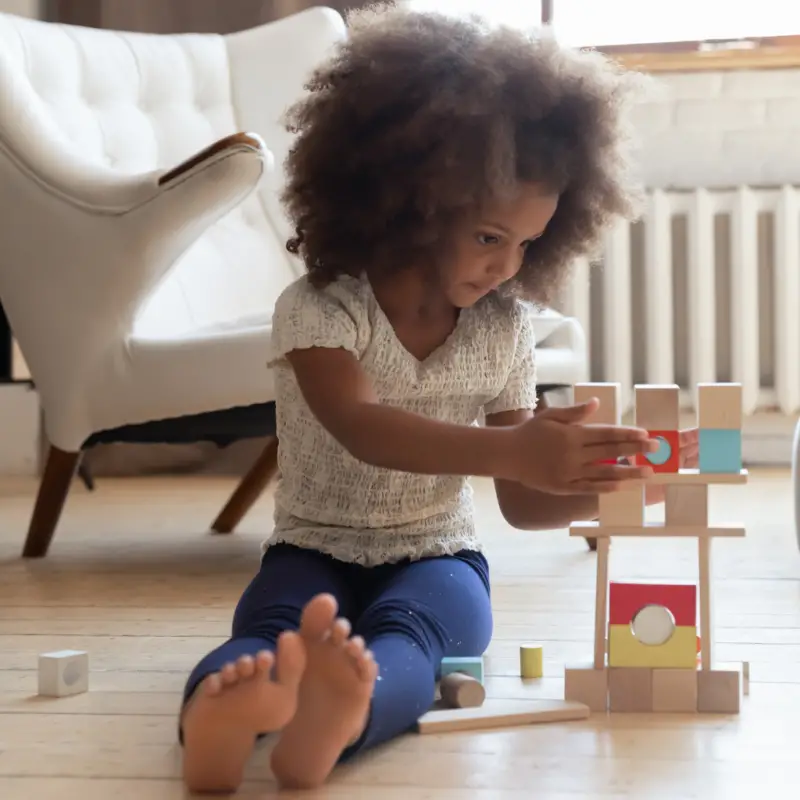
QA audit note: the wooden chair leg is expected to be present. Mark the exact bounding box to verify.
[23,445,80,558]
[211,438,279,534]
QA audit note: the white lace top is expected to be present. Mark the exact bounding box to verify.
[264,273,538,566]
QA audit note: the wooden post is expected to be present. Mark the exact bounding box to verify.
[594,536,610,669]
[698,536,713,669]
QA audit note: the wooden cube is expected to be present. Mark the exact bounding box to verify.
[598,486,644,527]
[564,666,608,712]
[573,382,621,425]
[608,667,653,712]
[634,384,680,430]
[38,650,89,697]
[697,669,740,713]
[699,429,742,474]
[697,383,742,429]
[652,668,698,712]
[440,656,484,683]
[665,484,708,526]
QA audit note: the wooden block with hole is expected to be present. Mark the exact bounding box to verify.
[573,382,621,424]
[564,665,608,712]
[652,668,698,712]
[634,384,680,430]
[598,486,644,527]
[608,667,653,712]
[697,382,743,429]
[665,484,708,526]
[697,669,740,713]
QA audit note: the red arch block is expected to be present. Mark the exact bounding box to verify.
[609,582,696,627]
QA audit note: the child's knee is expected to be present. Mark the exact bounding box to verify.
[357,598,444,657]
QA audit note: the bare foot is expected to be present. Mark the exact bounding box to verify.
[181,630,306,793]
[270,593,379,790]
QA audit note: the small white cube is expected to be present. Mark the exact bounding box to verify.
[38,650,89,697]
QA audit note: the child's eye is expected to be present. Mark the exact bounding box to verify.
[477,233,500,245]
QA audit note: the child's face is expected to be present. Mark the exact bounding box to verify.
[441,183,558,307]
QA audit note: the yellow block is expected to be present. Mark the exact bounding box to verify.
[520,644,543,678]
[608,624,697,668]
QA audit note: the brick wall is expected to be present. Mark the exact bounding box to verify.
[632,69,800,188]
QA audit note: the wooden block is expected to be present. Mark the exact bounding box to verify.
[634,384,680,430]
[609,582,696,626]
[608,667,653,712]
[652,667,698,712]
[647,469,748,485]
[593,537,610,669]
[564,666,608,712]
[439,672,486,708]
[573,382,620,424]
[665,484,708,526]
[416,699,590,734]
[699,429,742,474]
[519,644,543,679]
[440,656,484,683]
[598,486,644,526]
[697,669,740,713]
[38,650,89,697]
[697,382,742,429]
[637,429,680,473]
[570,521,745,538]
[608,624,697,668]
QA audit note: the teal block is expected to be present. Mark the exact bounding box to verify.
[440,656,484,683]
[699,428,742,473]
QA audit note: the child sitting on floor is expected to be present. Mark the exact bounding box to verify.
[178,2,697,792]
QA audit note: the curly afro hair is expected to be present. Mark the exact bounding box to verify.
[282,1,647,304]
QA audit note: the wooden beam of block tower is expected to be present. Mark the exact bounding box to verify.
[697,382,743,474]
[634,384,680,473]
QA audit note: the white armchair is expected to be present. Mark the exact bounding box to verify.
[0,6,588,559]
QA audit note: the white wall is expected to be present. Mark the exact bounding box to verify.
[0,0,39,18]
[632,68,800,188]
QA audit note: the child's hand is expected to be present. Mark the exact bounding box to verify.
[644,427,699,505]
[509,400,657,494]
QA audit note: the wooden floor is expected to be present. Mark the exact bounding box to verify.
[1,469,799,799]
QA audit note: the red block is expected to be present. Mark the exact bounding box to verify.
[609,582,696,627]
[636,429,680,473]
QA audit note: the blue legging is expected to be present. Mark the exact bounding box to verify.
[181,542,493,757]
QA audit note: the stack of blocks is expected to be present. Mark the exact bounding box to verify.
[565,382,747,715]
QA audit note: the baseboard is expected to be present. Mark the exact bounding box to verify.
[0,382,41,476]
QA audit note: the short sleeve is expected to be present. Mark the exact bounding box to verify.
[483,302,538,416]
[267,276,364,367]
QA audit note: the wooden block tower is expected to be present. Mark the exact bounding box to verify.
[565,381,747,715]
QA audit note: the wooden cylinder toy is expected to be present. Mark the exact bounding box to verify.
[520,644,543,679]
[439,672,486,708]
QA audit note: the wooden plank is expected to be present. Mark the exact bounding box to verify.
[570,522,745,538]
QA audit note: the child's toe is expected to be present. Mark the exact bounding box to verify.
[276,631,307,688]
[329,618,352,646]
[236,655,256,679]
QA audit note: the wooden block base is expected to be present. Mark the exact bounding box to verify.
[564,666,608,712]
[608,667,653,712]
[652,668,698,712]
[697,669,741,713]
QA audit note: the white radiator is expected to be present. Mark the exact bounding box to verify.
[560,186,800,424]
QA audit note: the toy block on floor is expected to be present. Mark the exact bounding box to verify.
[652,668,698,712]
[697,382,742,429]
[697,669,740,713]
[440,656,484,683]
[608,667,653,712]
[699,428,742,474]
[598,486,644,527]
[439,672,486,709]
[564,665,608,712]
[519,644,543,679]
[665,484,708,526]
[38,650,89,697]
[573,382,621,425]
[416,699,590,734]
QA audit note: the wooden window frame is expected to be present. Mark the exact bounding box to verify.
[541,1,800,72]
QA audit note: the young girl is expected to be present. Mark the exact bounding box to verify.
[179,3,697,792]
